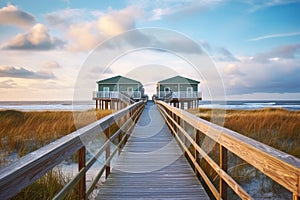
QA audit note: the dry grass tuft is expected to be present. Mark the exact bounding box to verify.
[189,108,300,158]
[0,109,113,163]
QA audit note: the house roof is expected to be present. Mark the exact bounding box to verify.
[158,76,200,84]
[97,75,142,85]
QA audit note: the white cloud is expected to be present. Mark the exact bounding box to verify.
[3,23,64,50]
[42,61,61,69]
[0,79,17,88]
[220,53,300,95]
[67,22,101,52]
[0,65,55,79]
[253,43,300,62]
[132,0,224,21]
[245,0,300,12]
[65,6,143,52]
[250,31,300,41]
[150,7,173,21]
[46,8,101,28]
[97,6,142,36]
[200,39,239,62]
[0,4,35,28]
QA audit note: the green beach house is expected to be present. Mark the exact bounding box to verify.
[156,75,201,109]
[93,75,144,109]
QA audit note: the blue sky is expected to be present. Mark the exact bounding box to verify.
[0,0,300,100]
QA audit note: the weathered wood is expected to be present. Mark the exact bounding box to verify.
[96,102,210,199]
[194,129,200,174]
[105,127,110,179]
[78,147,86,200]
[156,100,300,198]
[0,101,144,200]
[220,145,228,200]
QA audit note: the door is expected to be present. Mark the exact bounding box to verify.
[187,87,193,98]
[103,87,110,98]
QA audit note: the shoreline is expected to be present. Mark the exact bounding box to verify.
[0,100,300,111]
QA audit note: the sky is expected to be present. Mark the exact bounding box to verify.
[0,0,300,101]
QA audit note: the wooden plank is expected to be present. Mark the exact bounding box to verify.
[78,146,86,200]
[158,103,251,199]
[156,100,300,197]
[96,102,210,199]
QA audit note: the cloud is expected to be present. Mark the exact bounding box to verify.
[66,6,142,52]
[0,65,55,79]
[200,39,239,62]
[0,4,35,28]
[97,6,142,36]
[67,22,101,52]
[213,47,240,62]
[250,31,300,41]
[221,45,300,95]
[0,80,17,88]
[3,23,65,50]
[42,61,61,69]
[150,7,173,21]
[96,28,205,55]
[253,43,300,62]
[245,0,300,12]
[45,8,98,28]
[138,0,223,21]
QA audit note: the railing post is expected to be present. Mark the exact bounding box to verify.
[292,194,299,200]
[78,146,86,200]
[105,127,110,179]
[220,145,228,200]
[118,125,122,155]
[194,129,200,174]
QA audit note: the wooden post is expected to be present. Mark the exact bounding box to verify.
[220,145,228,200]
[118,129,122,154]
[194,129,200,174]
[105,101,108,110]
[105,127,110,179]
[181,101,184,109]
[95,99,98,110]
[292,194,299,200]
[78,146,86,200]
[110,100,113,109]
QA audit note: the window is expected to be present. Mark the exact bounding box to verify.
[164,87,171,93]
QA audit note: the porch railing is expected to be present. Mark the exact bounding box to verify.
[157,91,202,99]
[93,91,142,100]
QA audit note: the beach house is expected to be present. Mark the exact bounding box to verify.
[93,75,144,109]
[156,75,201,109]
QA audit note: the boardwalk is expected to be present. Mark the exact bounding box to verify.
[96,102,210,199]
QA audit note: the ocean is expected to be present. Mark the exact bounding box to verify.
[0,100,299,111]
[199,100,300,111]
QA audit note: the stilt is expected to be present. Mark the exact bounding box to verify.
[180,101,184,110]
[105,101,108,110]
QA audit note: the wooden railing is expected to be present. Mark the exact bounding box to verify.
[157,91,202,99]
[0,101,145,200]
[93,91,142,100]
[156,100,300,200]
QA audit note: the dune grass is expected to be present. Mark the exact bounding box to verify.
[10,168,76,200]
[189,107,300,158]
[0,109,113,165]
[0,109,114,200]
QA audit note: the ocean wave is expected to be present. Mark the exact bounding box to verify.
[243,102,276,105]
